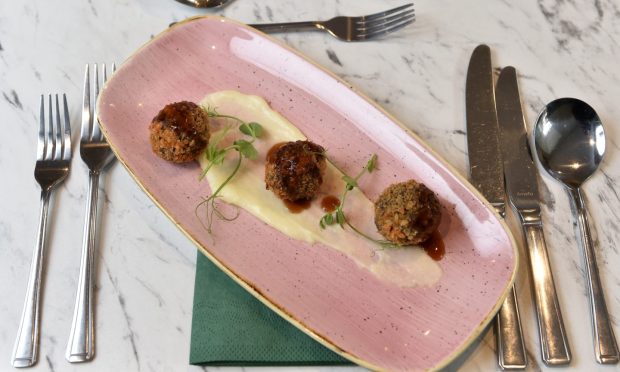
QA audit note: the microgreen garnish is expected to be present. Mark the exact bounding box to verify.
[239,122,263,138]
[319,154,400,249]
[195,106,264,233]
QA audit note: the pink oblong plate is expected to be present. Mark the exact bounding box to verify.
[97,16,518,371]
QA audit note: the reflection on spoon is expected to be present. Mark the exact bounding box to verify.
[174,0,234,8]
[534,97,619,364]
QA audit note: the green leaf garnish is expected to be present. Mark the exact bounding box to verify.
[239,122,263,138]
[335,209,345,227]
[206,146,226,163]
[366,154,377,173]
[234,139,258,159]
[319,153,402,249]
[196,106,266,233]
[196,154,243,233]
[319,213,334,229]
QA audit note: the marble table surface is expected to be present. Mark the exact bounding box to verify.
[1,0,619,371]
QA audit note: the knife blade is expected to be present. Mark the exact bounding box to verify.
[496,66,572,366]
[466,45,527,370]
[466,45,505,215]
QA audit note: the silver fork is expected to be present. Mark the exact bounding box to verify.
[66,64,116,363]
[12,94,72,368]
[249,3,415,41]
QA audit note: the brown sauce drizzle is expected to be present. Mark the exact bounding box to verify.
[320,195,340,213]
[156,102,200,138]
[267,142,287,162]
[422,231,445,261]
[283,199,312,214]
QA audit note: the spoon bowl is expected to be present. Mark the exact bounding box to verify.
[174,0,233,8]
[534,97,619,364]
[534,98,604,188]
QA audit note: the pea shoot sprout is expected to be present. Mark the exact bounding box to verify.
[195,106,264,233]
[319,154,401,249]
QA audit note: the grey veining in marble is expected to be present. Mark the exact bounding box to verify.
[1,0,619,371]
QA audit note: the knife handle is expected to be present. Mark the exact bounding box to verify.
[523,223,571,365]
[496,285,527,369]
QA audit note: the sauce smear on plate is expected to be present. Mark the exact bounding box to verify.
[422,231,445,261]
[284,199,312,213]
[320,195,340,212]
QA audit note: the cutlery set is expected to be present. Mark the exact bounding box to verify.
[12,64,114,368]
[465,44,618,368]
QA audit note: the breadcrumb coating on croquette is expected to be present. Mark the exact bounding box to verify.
[265,140,326,202]
[149,101,210,163]
[374,180,441,245]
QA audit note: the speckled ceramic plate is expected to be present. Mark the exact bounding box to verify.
[97,16,518,371]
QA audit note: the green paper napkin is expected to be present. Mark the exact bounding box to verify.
[190,252,352,366]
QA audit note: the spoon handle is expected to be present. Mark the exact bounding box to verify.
[568,187,619,364]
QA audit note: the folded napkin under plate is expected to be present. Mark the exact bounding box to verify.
[190,253,351,366]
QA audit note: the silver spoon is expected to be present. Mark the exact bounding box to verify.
[174,0,233,8]
[534,97,619,364]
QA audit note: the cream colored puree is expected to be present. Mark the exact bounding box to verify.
[199,91,442,288]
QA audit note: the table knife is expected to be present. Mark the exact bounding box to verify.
[466,45,527,370]
[496,66,571,365]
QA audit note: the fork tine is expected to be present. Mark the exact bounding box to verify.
[54,94,62,160]
[358,13,415,34]
[359,17,416,40]
[96,63,112,141]
[81,64,91,142]
[46,95,55,161]
[358,9,415,28]
[62,94,72,160]
[37,95,46,161]
[360,3,413,22]
[92,64,103,141]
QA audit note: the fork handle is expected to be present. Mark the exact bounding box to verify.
[66,171,100,363]
[12,190,51,368]
[249,21,320,33]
